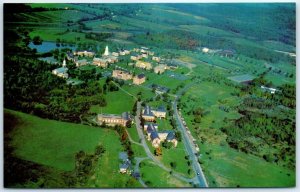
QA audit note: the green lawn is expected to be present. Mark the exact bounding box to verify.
[156,118,173,131]
[200,144,295,187]
[90,80,155,115]
[5,109,142,187]
[145,136,192,178]
[6,109,121,172]
[90,89,135,115]
[131,144,147,158]
[160,142,195,178]
[127,127,140,143]
[145,73,186,90]
[140,160,191,187]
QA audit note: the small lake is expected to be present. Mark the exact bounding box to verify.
[29,41,76,53]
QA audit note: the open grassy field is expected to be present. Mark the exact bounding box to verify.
[115,15,174,32]
[200,144,295,187]
[159,142,195,178]
[20,10,95,23]
[6,109,121,171]
[156,118,173,131]
[90,80,155,115]
[90,89,135,115]
[139,160,191,187]
[29,29,96,44]
[5,109,142,187]
[127,127,140,143]
[136,6,209,26]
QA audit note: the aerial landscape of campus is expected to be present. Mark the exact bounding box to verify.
[3,3,296,188]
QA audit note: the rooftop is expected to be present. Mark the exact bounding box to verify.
[53,67,68,73]
[98,113,123,119]
[143,106,154,117]
[150,131,159,140]
[119,152,128,161]
[76,50,95,53]
[166,132,175,140]
[137,74,145,79]
[94,57,109,62]
[122,112,131,121]
[147,123,157,133]
[156,105,166,112]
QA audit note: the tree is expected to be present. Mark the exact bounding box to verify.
[121,132,128,141]
[126,120,132,128]
[170,162,177,169]
[56,38,61,47]
[154,147,162,156]
[95,145,105,155]
[175,131,182,142]
[162,141,172,149]
[32,36,43,45]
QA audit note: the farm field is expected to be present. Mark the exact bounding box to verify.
[4,2,295,189]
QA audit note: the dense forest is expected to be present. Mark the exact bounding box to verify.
[221,80,295,169]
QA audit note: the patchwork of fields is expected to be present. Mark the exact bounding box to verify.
[4,2,295,189]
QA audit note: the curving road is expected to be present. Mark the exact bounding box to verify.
[134,102,196,185]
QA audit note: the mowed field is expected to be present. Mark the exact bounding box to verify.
[5,109,121,171]
[200,144,295,187]
[139,160,191,187]
[90,81,155,115]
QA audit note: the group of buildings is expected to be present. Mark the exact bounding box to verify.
[141,105,178,148]
[52,45,172,83]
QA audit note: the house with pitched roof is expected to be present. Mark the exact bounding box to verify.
[154,64,168,74]
[133,74,146,85]
[152,56,161,62]
[131,54,142,61]
[143,123,158,131]
[142,105,167,121]
[135,60,152,70]
[152,106,167,118]
[75,59,87,67]
[112,70,133,80]
[52,67,68,79]
[97,112,131,127]
[112,52,119,57]
[150,131,161,148]
[158,130,178,147]
[142,106,155,121]
[74,50,95,57]
[144,123,178,148]
[93,58,109,68]
[119,152,131,174]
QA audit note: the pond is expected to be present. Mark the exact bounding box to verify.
[29,41,76,53]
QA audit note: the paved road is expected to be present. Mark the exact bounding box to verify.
[172,85,209,187]
[134,157,150,187]
[134,102,195,184]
